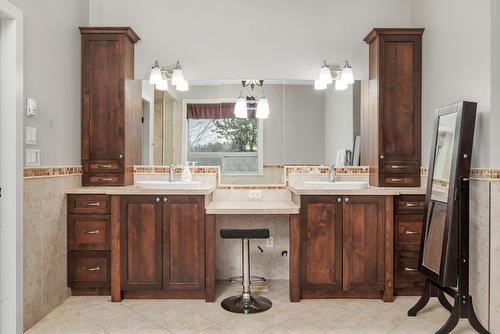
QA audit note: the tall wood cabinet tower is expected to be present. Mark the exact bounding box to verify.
[362,28,424,187]
[80,27,142,186]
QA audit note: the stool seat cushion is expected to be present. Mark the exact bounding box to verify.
[220,228,270,239]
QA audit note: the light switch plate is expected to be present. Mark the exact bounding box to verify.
[25,98,38,117]
[25,149,40,166]
[26,127,37,145]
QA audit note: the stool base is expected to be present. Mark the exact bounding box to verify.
[221,295,272,314]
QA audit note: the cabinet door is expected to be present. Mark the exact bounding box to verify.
[82,34,125,160]
[120,196,163,290]
[163,196,205,293]
[342,196,385,291]
[379,35,421,163]
[300,196,343,296]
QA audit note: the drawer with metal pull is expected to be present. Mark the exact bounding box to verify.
[68,194,110,214]
[395,251,426,287]
[68,251,110,288]
[83,159,123,173]
[83,173,124,186]
[381,174,420,187]
[395,195,425,214]
[381,161,420,174]
[395,215,424,252]
[68,214,111,250]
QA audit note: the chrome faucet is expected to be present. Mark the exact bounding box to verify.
[328,163,337,182]
[169,164,176,182]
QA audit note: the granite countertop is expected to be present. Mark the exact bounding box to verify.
[205,200,300,215]
[66,184,217,196]
[287,185,427,196]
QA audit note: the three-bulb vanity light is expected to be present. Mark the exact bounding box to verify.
[234,79,269,119]
[314,60,354,91]
[149,60,189,92]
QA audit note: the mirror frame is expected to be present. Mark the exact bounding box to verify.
[418,101,477,287]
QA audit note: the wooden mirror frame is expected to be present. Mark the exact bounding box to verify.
[418,101,477,286]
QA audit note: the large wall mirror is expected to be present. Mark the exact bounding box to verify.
[140,79,361,185]
[419,101,476,286]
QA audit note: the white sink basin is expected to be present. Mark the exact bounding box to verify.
[135,180,201,189]
[302,181,368,190]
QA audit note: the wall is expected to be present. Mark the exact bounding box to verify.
[23,173,80,330]
[492,0,500,167]
[324,85,354,164]
[88,0,413,81]
[411,0,491,168]
[11,0,88,166]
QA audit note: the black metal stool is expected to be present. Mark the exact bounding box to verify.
[219,228,272,314]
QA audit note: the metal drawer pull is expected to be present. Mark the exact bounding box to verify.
[84,267,100,271]
[405,230,421,235]
[84,230,100,235]
[391,165,407,169]
[96,164,112,169]
[405,202,423,207]
[99,178,113,181]
[86,202,100,206]
[404,267,418,272]
[391,178,406,182]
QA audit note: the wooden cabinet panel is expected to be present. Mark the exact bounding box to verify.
[395,215,424,252]
[120,196,163,290]
[300,196,343,296]
[68,194,110,214]
[68,251,110,288]
[68,214,110,250]
[342,196,385,291]
[163,196,205,293]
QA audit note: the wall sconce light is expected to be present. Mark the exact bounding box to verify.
[315,60,355,91]
[149,60,189,92]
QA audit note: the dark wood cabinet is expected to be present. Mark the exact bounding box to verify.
[342,196,386,291]
[163,196,205,294]
[120,196,163,291]
[297,195,389,300]
[394,195,427,295]
[118,195,206,298]
[362,28,424,187]
[80,27,142,186]
[300,196,343,297]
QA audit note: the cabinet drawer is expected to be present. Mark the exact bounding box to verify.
[68,194,110,214]
[68,251,110,288]
[396,215,423,251]
[68,214,110,250]
[381,174,420,187]
[83,159,123,173]
[395,252,425,283]
[395,195,425,214]
[84,173,123,186]
[381,161,420,174]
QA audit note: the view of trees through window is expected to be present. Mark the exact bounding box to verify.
[188,118,258,152]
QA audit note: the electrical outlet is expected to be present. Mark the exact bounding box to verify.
[248,190,262,199]
[26,127,37,145]
[266,235,274,247]
[26,149,40,166]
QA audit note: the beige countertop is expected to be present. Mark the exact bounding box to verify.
[66,184,217,196]
[205,200,300,215]
[288,185,427,196]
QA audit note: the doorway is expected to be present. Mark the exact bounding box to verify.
[0,1,23,333]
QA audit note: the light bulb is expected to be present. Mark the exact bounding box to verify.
[156,73,168,91]
[234,96,248,118]
[256,97,269,119]
[335,78,348,91]
[342,61,354,84]
[319,63,333,84]
[149,63,162,85]
[176,80,189,92]
[314,79,327,90]
[171,68,185,86]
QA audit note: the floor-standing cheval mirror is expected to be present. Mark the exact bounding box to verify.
[407,101,489,334]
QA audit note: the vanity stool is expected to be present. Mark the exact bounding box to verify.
[219,228,272,314]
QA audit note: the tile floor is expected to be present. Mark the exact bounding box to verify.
[25,280,478,333]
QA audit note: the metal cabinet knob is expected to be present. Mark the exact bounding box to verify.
[156,197,160,202]
[380,155,384,160]
[344,197,350,202]
[119,154,124,159]
[337,198,342,203]
[163,197,168,202]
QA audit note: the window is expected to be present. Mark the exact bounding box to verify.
[183,101,263,175]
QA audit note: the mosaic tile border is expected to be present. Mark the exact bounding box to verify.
[24,166,82,178]
[470,168,500,180]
